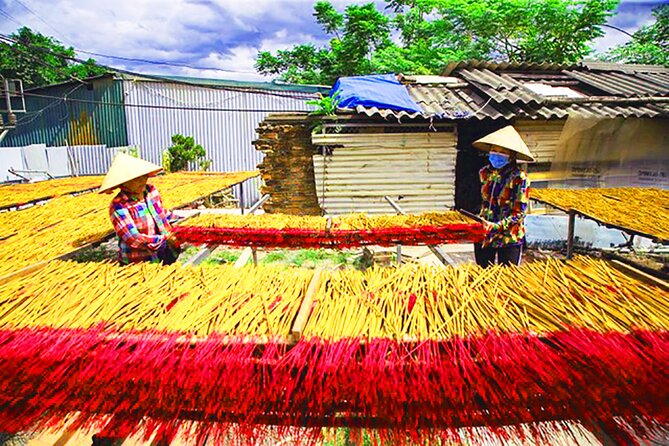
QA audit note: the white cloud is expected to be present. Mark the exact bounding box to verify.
[1,0,663,85]
[591,2,658,54]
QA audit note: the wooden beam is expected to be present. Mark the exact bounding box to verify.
[608,259,669,293]
[0,261,49,286]
[233,247,253,268]
[566,210,576,260]
[183,246,215,267]
[290,269,324,344]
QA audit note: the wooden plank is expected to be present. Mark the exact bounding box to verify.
[530,196,667,244]
[575,209,666,244]
[608,259,669,292]
[290,269,324,344]
[233,247,253,268]
[52,430,79,446]
[183,245,215,267]
[0,260,49,286]
[566,210,576,260]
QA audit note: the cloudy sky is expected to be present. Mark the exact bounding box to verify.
[0,0,664,82]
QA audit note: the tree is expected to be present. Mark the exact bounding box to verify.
[603,4,668,66]
[0,27,106,88]
[164,134,209,172]
[256,0,619,84]
[256,1,392,85]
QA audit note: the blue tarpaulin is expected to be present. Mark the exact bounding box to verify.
[331,73,423,114]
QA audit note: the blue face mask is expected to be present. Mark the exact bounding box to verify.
[489,152,509,169]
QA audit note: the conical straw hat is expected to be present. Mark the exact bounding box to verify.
[473,126,535,162]
[99,153,163,193]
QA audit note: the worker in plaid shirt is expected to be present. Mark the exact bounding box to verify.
[100,154,181,265]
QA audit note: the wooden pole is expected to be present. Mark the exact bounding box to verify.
[290,269,323,344]
[239,182,245,215]
[566,210,576,259]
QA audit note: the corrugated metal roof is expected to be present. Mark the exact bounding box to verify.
[348,61,669,121]
[564,70,667,96]
[442,60,575,76]
[495,102,668,120]
[581,61,669,74]
[458,69,544,105]
[407,85,508,119]
[121,73,330,94]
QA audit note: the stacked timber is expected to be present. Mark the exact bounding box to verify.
[254,115,322,215]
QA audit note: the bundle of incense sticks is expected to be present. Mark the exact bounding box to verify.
[174,211,485,248]
[0,257,666,445]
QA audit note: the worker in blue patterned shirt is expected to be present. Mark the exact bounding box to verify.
[472,126,535,267]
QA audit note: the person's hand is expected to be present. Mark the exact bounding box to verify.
[482,220,494,232]
[166,231,180,247]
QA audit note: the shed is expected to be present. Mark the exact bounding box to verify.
[294,61,669,216]
[2,73,327,179]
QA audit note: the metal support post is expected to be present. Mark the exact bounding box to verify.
[566,210,576,260]
[396,244,402,264]
[383,196,451,267]
[248,194,270,214]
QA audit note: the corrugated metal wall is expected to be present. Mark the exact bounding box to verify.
[1,76,128,149]
[69,144,113,176]
[122,80,315,201]
[313,132,457,215]
[515,120,565,164]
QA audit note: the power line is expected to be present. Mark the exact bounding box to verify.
[601,23,635,39]
[15,84,83,126]
[11,0,71,45]
[0,32,322,102]
[76,49,259,75]
[0,7,23,27]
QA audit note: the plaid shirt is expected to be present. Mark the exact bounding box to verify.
[479,164,530,248]
[109,184,173,264]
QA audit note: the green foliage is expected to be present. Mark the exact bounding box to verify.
[256,1,392,85]
[255,0,619,84]
[306,91,341,116]
[116,146,139,158]
[260,249,357,268]
[0,27,106,88]
[165,134,209,172]
[202,250,241,266]
[261,250,289,264]
[603,4,668,66]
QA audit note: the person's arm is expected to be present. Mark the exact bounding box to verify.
[110,203,166,251]
[479,167,491,215]
[144,185,181,248]
[488,173,529,238]
[146,184,176,225]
